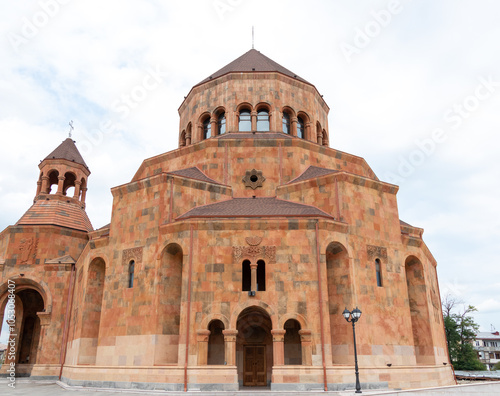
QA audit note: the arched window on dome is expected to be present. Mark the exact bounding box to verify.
[282,112,291,134]
[203,117,211,139]
[239,109,251,132]
[297,116,305,139]
[218,112,226,135]
[257,110,270,131]
[128,260,135,288]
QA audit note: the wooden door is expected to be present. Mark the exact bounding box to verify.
[243,345,266,386]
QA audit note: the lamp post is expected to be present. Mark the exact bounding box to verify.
[342,307,362,393]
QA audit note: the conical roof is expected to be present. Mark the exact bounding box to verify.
[44,138,88,168]
[199,49,309,85]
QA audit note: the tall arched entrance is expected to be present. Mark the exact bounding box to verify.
[1,288,45,371]
[236,307,273,387]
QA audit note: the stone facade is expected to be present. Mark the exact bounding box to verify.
[0,49,455,390]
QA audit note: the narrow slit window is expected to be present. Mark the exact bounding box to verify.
[257,259,266,291]
[375,258,382,287]
[242,260,251,291]
[129,260,135,288]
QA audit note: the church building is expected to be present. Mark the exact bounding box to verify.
[0,49,455,391]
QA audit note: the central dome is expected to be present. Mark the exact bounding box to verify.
[178,49,329,148]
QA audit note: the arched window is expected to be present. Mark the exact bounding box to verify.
[218,112,226,135]
[257,110,269,131]
[282,112,291,134]
[203,117,211,139]
[242,260,251,291]
[297,116,305,139]
[375,258,383,287]
[207,320,225,365]
[239,109,251,132]
[128,260,135,288]
[257,259,266,291]
[284,319,302,365]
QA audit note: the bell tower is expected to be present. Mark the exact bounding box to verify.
[35,137,90,208]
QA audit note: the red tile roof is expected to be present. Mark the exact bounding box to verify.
[168,167,222,184]
[288,166,339,184]
[176,197,333,220]
[44,138,88,168]
[199,49,309,85]
[17,198,93,232]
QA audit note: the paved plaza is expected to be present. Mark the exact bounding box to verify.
[1,379,500,396]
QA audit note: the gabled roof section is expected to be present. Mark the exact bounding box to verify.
[288,166,339,184]
[168,167,222,185]
[44,138,88,168]
[199,49,309,85]
[45,255,76,264]
[177,197,334,220]
[17,198,93,232]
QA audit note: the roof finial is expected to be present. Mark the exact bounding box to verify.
[252,26,254,49]
[68,120,74,138]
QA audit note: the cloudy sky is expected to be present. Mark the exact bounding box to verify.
[0,0,499,338]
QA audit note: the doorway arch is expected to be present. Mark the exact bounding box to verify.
[236,306,273,387]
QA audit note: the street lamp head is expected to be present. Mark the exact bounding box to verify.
[352,307,362,321]
[342,307,351,322]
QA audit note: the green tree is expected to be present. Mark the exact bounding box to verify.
[442,294,486,371]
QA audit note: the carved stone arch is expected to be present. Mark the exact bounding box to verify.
[281,105,296,118]
[278,312,308,330]
[201,313,230,330]
[155,239,186,261]
[213,105,226,117]
[322,128,329,146]
[324,239,351,259]
[230,300,278,330]
[47,169,59,194]
[180,129,187,147]
[235,102,253,113]
[0,276,52,315]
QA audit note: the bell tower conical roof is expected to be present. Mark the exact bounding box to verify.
[44,137,88,169]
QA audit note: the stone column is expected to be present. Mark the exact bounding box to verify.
[197,123,203,142]
[196,329,211,365]
[317,129,323,145]
[305,122,312,142]
[223,329,238,366]
[56,175,65,196]
[185,130,192,145]
[299,329,312,366]
[36,180,42,196]
[210,116,217,137]
[73,180,82,200]
[80,187,88,207]
[251,111,257,131]
[271,329,286,366]
[291,116,298,137]
[36,312,51,364]
[250,262,258,291]
[41,176,50,194]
